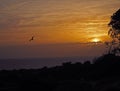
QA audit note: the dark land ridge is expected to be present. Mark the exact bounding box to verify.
[0,54,120,91]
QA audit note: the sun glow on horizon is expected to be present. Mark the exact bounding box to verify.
[91,38,101,43]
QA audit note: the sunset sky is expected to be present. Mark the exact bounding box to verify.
[0,0,120,59]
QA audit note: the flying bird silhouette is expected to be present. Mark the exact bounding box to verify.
[29,36,34,42]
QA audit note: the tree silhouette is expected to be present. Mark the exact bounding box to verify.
[108,9,120,54]
[108,9,120,39]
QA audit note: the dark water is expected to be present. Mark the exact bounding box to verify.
[0,57,94,70]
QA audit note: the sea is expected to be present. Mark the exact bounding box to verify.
[0,56,96,70]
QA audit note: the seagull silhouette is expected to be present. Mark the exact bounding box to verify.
[29,36,34,42]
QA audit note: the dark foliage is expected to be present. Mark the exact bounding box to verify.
[108,9,120,30]
[107,8,120,55]
[0,54,120,91]
[108,8,120,38]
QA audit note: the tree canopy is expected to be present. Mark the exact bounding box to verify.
[107,9,120,54]
[108,9,120,40]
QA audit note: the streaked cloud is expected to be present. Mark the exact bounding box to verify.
[0,0,120,45]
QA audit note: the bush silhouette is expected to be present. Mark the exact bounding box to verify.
[1,54,120,91]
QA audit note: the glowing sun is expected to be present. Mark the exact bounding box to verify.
[91,38,101,43]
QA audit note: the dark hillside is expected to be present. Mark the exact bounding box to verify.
[0,54,120,91]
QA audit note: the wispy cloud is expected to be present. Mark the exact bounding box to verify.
[0,0,119,45]
[0,0,119,30]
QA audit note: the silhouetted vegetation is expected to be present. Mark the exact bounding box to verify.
[107,8,120,55]
[0,54,120,91]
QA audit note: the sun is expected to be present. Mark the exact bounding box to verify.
[91,38,101,43]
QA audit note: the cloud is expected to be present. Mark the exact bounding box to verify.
[0,0,119,42]
[0,0,119,31]
[0,14,19,30]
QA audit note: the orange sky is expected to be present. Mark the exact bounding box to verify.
[0,0,120,58]
[0,0,120,45]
